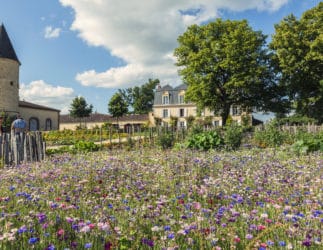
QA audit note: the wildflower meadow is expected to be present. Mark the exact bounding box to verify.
[0,148,322,249]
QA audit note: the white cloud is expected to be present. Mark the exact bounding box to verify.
[59,0,289,88]
[44,26,61,39]
[20,80,74,114]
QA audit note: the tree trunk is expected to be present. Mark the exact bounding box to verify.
[221,106,231,127]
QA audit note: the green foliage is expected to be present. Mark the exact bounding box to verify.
[169,116,178,128]
[125,137,135,151]
[69,96,93,119]
[292,130,323,155]
[253,122,287,148]
[118,78,159,114]
[46,141,100,155]
[224,125,243,150]
[275,114,317,125]
[174,18,277,125]
[270,2,323,122]
[73,141,100,153]
[186,130,223,151]
[108,92,128,118]
[156,132,174,150]
[186,115,195,128]
[0,112,15,132]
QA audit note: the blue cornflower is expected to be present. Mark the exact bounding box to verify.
[85,243,92,248]
[18,226,28,234]
[46,244,55,250]
[9,186,15,191]
[167,233,175,239]
[164,225,171,231]
[278,241,286,247]
[28,237,39,244]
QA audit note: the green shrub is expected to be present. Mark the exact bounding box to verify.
[156,132,174,150]
[73,141,100,153]
[224,125,243,150]
[253,122,287,148]
[186,130,223,151]
[292,133,323,155]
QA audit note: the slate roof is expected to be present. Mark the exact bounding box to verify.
[0,24,20,63]
[174,83,187,90]
[19,101,60,112]
[154,83,189,105]
[60,113,149,123]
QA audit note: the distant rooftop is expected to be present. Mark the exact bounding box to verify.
[19,100,60,112]
[60,113,149,123]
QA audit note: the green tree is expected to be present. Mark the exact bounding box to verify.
[174,19,279,126]
[69,96,93,127]
[270,2,323,123]
[118,78,159,114]
[108,92,128,121]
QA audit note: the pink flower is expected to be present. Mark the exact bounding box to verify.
[234,236,241,243]
[193,202,201,210]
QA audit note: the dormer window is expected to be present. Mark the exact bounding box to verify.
[179,94,184,104]
[162,94,169,104]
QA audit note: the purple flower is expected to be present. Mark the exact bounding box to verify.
[302,239,311,247]
[142,238,154,247]
[164,225,171,231]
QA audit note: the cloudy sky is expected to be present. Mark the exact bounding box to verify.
[0,0,319,117]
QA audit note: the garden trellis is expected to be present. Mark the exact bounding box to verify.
[0,131,45,166]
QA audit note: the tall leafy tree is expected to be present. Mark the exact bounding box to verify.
[108,92,128,121]
[174,19,279,125]
[270,2,323,123]
[69,96,93,126]
[118,78,159,114]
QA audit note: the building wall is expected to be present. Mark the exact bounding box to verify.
[153,84,253,127]
[60,122,106,130]
[0,58,19,113]
[60,120,149,131]
[153,104,197,119]
[19,107,59,130]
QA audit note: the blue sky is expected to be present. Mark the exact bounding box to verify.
[0,0,319,119]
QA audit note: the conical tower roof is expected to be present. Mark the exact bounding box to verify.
[0,24,20,64]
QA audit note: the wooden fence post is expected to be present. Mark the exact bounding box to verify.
[0,132,45,166]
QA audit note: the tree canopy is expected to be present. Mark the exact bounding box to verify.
[270,2,323,123]
[69,96,93,119]
[108,92,128,119]
[174,19,278,125]
[118,78,159,114]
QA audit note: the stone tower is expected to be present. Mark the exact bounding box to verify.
[0,24,20,114]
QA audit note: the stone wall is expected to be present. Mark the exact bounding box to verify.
[19,107,60,130]
[0,58,19,112]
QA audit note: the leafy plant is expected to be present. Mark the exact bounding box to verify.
[156,132,174,150]
[224,125,243,150]
[292,137,323,156]
[73,141,100,153]
[186,130,223,151]
[253,122,287,148]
